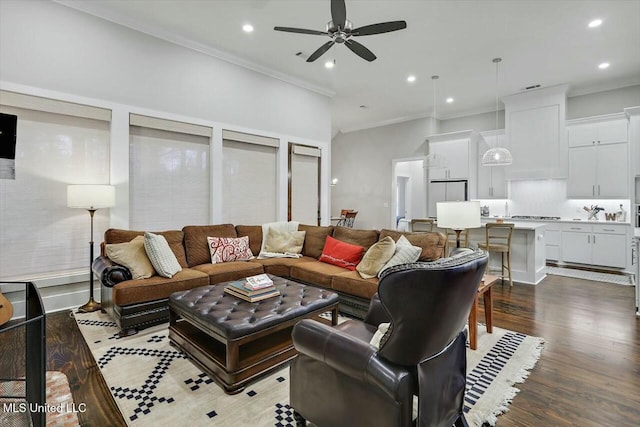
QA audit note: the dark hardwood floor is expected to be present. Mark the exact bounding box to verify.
[2,274,638,426]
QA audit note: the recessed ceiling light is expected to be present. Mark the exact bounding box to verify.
[242,24,254,33]
[588,19,603,28]
[446,97,454,103]
[325,60,335,69]
[598,62,610,69]
[407,75,416,83]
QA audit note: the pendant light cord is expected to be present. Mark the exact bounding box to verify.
[493,58,501,146]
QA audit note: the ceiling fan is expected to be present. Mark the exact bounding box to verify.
[274,0,407,62]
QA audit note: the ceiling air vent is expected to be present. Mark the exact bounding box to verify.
[523,84,541,91]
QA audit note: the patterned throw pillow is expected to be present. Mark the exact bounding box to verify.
[207,236,254,263]
[378,235,422,277]
[105,235,155,280]
[143,232,182,278]
[356,236,396,279]
[318,236,365,271]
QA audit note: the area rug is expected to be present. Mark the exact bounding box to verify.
[0,371,80,427]
[547,266,633,285]
[74,311,543,427]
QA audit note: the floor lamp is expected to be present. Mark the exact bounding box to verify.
[436,201,481,248]
[67,184,115,313]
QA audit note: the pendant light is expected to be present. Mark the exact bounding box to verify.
[426,75,448,169]
[482,58,513,166]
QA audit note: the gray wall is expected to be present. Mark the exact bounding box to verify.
[331,118,435,230]
[332,85,640,230]
[566,85,640,120]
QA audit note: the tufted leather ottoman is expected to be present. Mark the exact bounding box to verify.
[168,275,339,394]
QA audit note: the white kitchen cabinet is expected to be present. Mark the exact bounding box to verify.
[545,223,561,261]
[428,138,470,180]
[561,223,627,269]
[567,118,627,147]
[567,142,628,198]
[503,85,568,180]
[478,131,507,199]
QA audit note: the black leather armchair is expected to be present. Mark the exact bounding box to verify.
[290,248,488,427]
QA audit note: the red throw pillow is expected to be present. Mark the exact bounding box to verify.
[319,236,365,271]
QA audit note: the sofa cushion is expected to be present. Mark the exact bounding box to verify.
[111,268,209,306]
[144,232,182,278]
[235,225,263,256]
[207,236,254,263]
[183,224,237,267]
[356,236,396,279]
[379,229,446,261]
[332,226,379,251]
[331,270,379,300]
[298,224,333,259]
[252,256,317,277]
[319,236,364,271]
[290,260,348,289]
[105,236,155,280]
[104,229,188,268]
[192,261,264,285]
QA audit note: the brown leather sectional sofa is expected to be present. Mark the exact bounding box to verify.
[93,223,446,335]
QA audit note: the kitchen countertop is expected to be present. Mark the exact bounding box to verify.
[479,220,546,231]
[482,217,632,226]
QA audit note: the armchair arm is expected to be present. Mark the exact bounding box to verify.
[292,319,413,401]
[363,293,390,326]
[92,256,132,288]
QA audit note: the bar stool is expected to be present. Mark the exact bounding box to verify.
[477,223,514,286]
[336,210,358,228]
[410,218,434,232]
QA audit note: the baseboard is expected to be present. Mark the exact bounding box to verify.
[5,281,99,319]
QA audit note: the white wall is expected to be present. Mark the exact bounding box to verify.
[567,85,640,120]
[331,118,434,230]
[395,160,426,220]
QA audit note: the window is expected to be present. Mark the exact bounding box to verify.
[0,95,110,279]
[222,130,278,225]
[289,144,320,225]
[129,115,211,230]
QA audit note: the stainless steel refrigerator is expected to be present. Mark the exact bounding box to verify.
[427,180,469,217]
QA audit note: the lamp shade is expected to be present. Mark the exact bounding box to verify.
[482,147,513,166]
[436,201,481,230]
[67,184,115,209]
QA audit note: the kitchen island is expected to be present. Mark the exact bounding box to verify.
[435,219,547,285]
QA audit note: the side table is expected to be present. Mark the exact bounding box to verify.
[468,274,499,350]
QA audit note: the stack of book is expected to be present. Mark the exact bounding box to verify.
[224,274,280,302]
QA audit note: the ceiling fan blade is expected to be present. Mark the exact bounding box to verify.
[331,0,347,29]
[307,40,336,62]
[345,39,376,62]
[274,26,328,36]
[352,21,407,36]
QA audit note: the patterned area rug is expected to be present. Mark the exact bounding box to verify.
[74,311,543,427]
[0,371,79,427]
[547,266,633,285]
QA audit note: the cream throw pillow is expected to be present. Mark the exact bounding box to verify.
[105,235,155,280]
[264,228,306,254]
[378,235,422,277]
[369,323,390,350]
[356,236,396,279]
[144,232,182,278]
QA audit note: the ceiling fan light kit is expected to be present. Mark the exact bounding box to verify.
[274,0,407,62]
